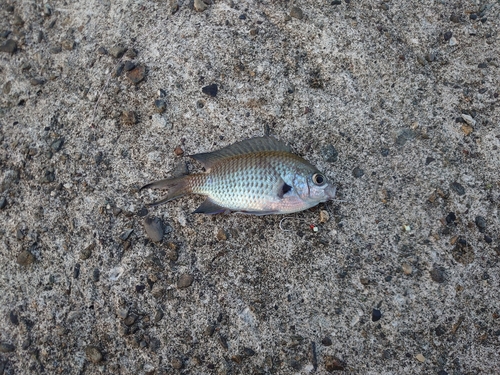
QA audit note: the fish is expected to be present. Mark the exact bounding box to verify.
[140,136,336,215]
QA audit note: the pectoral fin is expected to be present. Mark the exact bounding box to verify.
[193,198,227,214]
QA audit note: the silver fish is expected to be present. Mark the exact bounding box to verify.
[141,136,336,215]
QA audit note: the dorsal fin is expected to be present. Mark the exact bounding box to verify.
[190,136,291,169]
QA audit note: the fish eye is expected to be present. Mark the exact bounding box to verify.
[312,173,326,186]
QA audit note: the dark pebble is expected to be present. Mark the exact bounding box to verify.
[450,182,465,196]
[0,30,10,38]
[435,325,445,336]
[322,144,338,162]
[113,63,124,77]
[154,99,166,113]
[123,61,136,71]
[73,263,80,279]
[177,273,194,289]
[482,272,489,280]
[243,347,255,356]
[290,6,304,19]
[137,207,148,217]
[484,235,492,244]
[119,229,134,241]
[324,356,344,371]
[385,275,392,282]
[380,148,389,157]
[445,212,456,224]
[395,128,415,146]
[470,13,477,20]
[430,265,445,283]
[85,346,103,363]
[202,84,218,97]
[478,63,487,69]
[444,31,453,41]
[9,311,19,325]
[437,371,448,375]
[144,217,164,242]
[21,339,31,350]
[0,343,15,353]
[124,314,137,326]
[16,250,35,266]
[218,334,228,350]
[321,337,332,346]
[154,309,163,322]
[332,0,342,4]
[92,268,100,282]
[51,138,64,152]
[475,216,486,232]
[135,284,145,293]
[352,167,364,178]
[0,39,17,53]
[372,309,382,322]
[109,46,127,58]
[80,243,94,260]
[50,45,62,54]
[239,14,246,20]
[126,65,146,84]
[97,46,107,55]
[481,17,487,23]
[450,14,460,23]
[0,197,7,209]
[425,157,435,165]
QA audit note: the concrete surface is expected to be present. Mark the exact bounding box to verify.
[1,0,499,374]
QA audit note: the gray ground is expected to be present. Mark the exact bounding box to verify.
[1,0,499,374]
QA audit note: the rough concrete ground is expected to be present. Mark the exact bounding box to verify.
[1,0,499,374]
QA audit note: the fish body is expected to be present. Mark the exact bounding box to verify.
[141,137,336,215]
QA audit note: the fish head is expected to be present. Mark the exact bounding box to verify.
[293,170,336,205]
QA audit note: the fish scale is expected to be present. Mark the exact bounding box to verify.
[141,137,336,215]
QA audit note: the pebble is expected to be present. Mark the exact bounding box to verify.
[290,6,304,19]
[445,212,456,224]
[450,14,460,23]
[449,37,458,46]
[50,45,62,54]
[125,48,137,58]
[144,217,164,242]
[85,346,103,363]
[174,146,184,156]
[126,65,146,84]
[332,0,342,4]
[12,14,24,26]
[172,358,183,369]
[416,353,426,362]
[154,99,166,113]
[97,46,107,55]
[425,157,435,165]
[109,45,127,58]
[119,229,134,241]
[321,337,332,346]
[0,39,17,53]
[443,31,453,41]
[123,314,137,326]
[319,210,330,223]
[73,263,80,279]
[30,78,45,86]
[243,347,255,356]
[372,309,382,322]
[121,111,137,126]
[177,273,194,289]
[461,114,476,126]
[92,268,100,282]
[216,228,228,241]
[16,249,35,266]
[0,343,15,353]
[475,216,486,232]
[80,243,94,260]
[202,84,218,97]
[395,128,415,146]
[123,61,136,71]
[113,63,124,77]
[166,242,179,261]
[154,309,163,322]
[0,197,6,209]
[9,311,18,325]
[461,124,473,135]
[51,138,64,152]
[321,144,338,162]
[324,356,344,371]
[61,39,75,51]
[450,182,465,196]
[194,0,208,12]
[352,167,364,178]
[37,30,43,43]
[430,265,445,283]
[402,263,412,275]
[151,113,169,129]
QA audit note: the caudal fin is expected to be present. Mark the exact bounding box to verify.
[140,175,192,206]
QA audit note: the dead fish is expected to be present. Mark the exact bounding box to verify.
[141,136,336,215]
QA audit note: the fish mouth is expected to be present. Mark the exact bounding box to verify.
[326,185,337,200]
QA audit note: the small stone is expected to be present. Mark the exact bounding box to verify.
[425,157,435,165]
[92,268,100,282]
[0,197,7,209]
[154,309,163,322]
[444,31,453,41]
[123,314,137,326]
[402,263,412,275]
[239,14,247,20]
[123,61,136,71]
[395,128,415,146]
[154,99,166,113]
[80,243,94,260]
[450,14,460,23]
[425,52,436,62]
[415,353,426,362]
[450,182,465,196]
[319,210,330,223]
[202,84,218,97]
[121,111,137,126]
[113,63,124,77]
[119,229,134,241]
[37,30,43,43]
[243,347,255,356]
[484,235,492,244]
[445,212,456,224]
[144,217,164,242]
[478,62,487,69]
[177,273,194,289]
[174,146,184,156]
[324,356,344,371]
[417,56,426,66]
[0,343,15,353]
[321,337,332,346]
[151,113,168,129]
[475,216,486,232]
[73,263,80,279]
[30,78,45,86]
[372,309,382,322]
[85,346,103,363]
[461,114,476,126]
[125,48,137,58]
[430,265,445,283]
[126,65,146,84]
[171,358,183,369]
[461,124,473,135]
[352,167,364,178]
[17,250,35,266]
[12,14,24,26]
[51,138,64,152]
[61,39,75,51]
[49,45,62,54]
[97,46,107,55]
[331,0,342,4]
[109,45,127,58]
[0,39,17,53]
[322,144,338,162]
[9,311,18,325]
[469,13,477,20]
[290,6,303,19]
[216,228,228,241]
[449,37,458,46]
[194,0,208,12]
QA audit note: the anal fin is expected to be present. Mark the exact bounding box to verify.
[193,198,227,214]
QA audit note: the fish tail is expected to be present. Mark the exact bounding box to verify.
[140,175,194,206]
